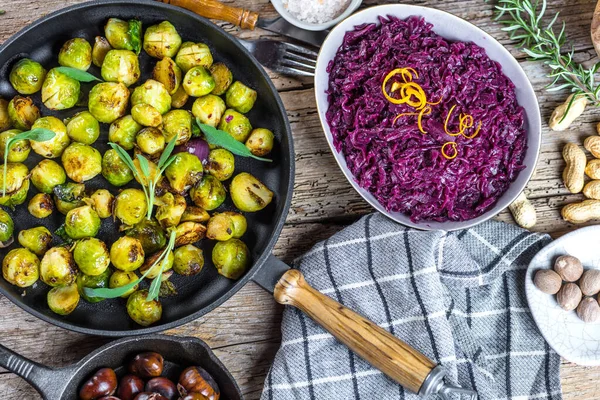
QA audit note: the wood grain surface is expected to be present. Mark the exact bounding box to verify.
[1,0,600,398]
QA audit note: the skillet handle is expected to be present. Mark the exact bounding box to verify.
[159,0,259,30]
[273,270,437,394]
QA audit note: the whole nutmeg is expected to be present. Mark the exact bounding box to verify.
[579,270,600,296]
[557,282,583,311]
[145,377,177,400]
[129,352,164,378]
[178,366,220,400]
[554,255,583,282]
[533,270,562,294]
[79,368,118,400]
[118,374,145,400]
[577,297,600,322]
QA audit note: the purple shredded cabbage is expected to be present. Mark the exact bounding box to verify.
[326,16,527,223]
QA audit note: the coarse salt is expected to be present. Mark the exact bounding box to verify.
[282,0,352,25]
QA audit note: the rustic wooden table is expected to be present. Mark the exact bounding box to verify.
[1,0,600,398]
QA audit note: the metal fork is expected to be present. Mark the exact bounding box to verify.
[239,39,317,77]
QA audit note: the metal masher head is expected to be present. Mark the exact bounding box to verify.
[419,366,478,400]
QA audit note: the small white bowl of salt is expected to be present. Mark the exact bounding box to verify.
[271,0,362,31]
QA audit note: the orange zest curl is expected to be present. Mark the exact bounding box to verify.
[392,106,431,134]
[444,105,481,139]
[462,121,482,139]
[441,142,458,160]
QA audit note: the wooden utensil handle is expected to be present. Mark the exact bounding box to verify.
[160,0,258,30]
[274,270,436,394]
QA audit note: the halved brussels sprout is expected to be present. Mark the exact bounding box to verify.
[190,175,225,211]
[209,63,233,96]
[74,238,110,276]
[86,189,114,219]
[41,68,80,111]
[102,148,134,187]
[66,111,100,145]
[108,115,142,150]
[105,18,139,51]
[171,85,189,109]
[127,289,162,326]
[162,110,192,145]
[9,59,47,95]
[175,42,213,72]
[101,49,141,87]
[143,21,182,59]
[226,81,257,114]
[133,157,158,186]
[206,149,234,181]
[126,219,166,255]
[0,178,29,208]
[131,79,171,115]
[111,236,144,272]
[92,36,112,67]
[30,116,70,158]
[65,205,101,239]
[230,172,273,212]
[53,182,86,215]
[18,226,52,256]
[180,206,210,223]
[0,163,28,196]
[0,99,10,132]
[131,105,162,128]
[164,152,203,194]
[155,192,186,228]
[48,283,80,315]
[88,82,130,123]
[77,267,111,303]
[58,38,92,71]
[31,159,66,194]
[153,57,182,95]
[174,222,207,247]
[0,129,31,163]
[40,247,77,287]
[206,213,234,241]
[173,244,204,276]
[192,95,226,128]
[221,211,247,238]
[8,96,40,130]
[183,66,215,97]
[109,270,139,298]
[62,143,102,182]
[28,193,54,219]
[136,127,165,155]
[114,188,147,226]
[139,249,174,279]
[2,248,39,288]
[212,239,250,280]
[0,209,13,243]
[217,109,252,142]
[246,128,274,157]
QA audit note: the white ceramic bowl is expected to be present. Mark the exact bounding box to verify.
[526,226,600,366]
[270,0,362,31]
[314,5,542,231]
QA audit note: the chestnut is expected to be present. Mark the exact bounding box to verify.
[117,374,145,400]
[178,366,220,400]
[180,394,210,400]
[133,393,168,400]
[99,397,122,400]
[145,377,177,400]
[128,352,164,378]
[79,368,118,400]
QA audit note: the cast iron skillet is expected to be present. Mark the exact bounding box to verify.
[0,335,242,399]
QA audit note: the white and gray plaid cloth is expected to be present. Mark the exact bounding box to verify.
[261,213,562,400]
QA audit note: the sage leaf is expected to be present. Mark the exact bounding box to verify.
[55,66,103,82]
[158,136,177,170]
[128,19,142,55]
[197,121,272,162]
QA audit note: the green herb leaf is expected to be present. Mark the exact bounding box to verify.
[136,154,151,177]
[197,121,272,162]
[108,142,141,181]
[0,10,6,16]
[158,136,178,171]
[128,19,142,55]
[55,66,103,82]
[54,224,74,245]
[146,231,177,302]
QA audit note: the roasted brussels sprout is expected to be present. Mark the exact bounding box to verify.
[209,62,233,96]
[190,175,225,211]
[28,193,54,218]
[135,127,164,155]
[92,36,112,67]
[65,111,100,145]
[153,57,182,95]
[206,149,234,181]
[164,152,203,194]
[88,82,130,123]
[183,66,215,97]
[170,85,189,109]
[9,59,47,95]
[246,128,274,157]
[77,267,111,303]
[0,163,29,203]
[31,160,66,194]
[226,81,257,114]
[114,188,147,226]
[109,270,139,298]
[47,283,80,315]
[139,249,174,279]
[0,178,29,208]
[212,239,249,280]
[40,247,77,287]
[206,213,234,241]
[131,104,162,128]
[0,99,10,132]
[101,49,140,87]
[8,96,40,130]
[127,289,162,326]
[230,172,273,212]
[162,110,192,145]
[0,129,31,163]
[180,206,210,223]
[131,79,171,115]
[0,209,13,244]
[105,18,140,51]
[192,95,226,128]
[144,21,182,59]
[174,222,206,247]
[86,189,114,219]
[173,244,204,276]
[155,193,186,228]
[62,143,102,182]
[101,149,134,187]
[111,236,145,272]
[65,205,101,239]
[218,109,252,142]
[126,219,166,254]
[17,226,52,256]
[108,115,142,150]
[30,116,70,158]
[175,41,213,72]
[133,157,159,186]
[58,38,92,71]
[41,68,80,110]
[2,248,39,287]
[53,182,86,215]
[74,238,110,276]
[221,211,247,238]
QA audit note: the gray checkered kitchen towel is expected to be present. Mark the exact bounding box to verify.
[261,213,562,400]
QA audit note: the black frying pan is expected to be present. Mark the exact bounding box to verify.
[0,334,242,399]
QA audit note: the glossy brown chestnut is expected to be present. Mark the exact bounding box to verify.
[178,366,220,400]
[79,368,118,400]
[117,374,145,400]
[133,393,168,400]
[128,352,164,378]
[145,377,178,400]
[180,394,210,400]
[98,397,122,400]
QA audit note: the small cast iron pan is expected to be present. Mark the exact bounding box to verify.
[0,334,242,399]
